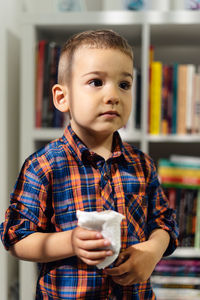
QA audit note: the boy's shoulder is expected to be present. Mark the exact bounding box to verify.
[29,137,65,162]
[23,136,70,176]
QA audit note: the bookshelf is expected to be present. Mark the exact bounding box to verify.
[19,10,200,299]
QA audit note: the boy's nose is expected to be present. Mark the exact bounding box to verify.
[105,96,119,105]
[104,87,120,105]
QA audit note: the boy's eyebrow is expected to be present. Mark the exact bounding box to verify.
[82,71,133,80]
[122,72,133,80]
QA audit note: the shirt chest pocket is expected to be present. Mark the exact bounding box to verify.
[125,193,148,241]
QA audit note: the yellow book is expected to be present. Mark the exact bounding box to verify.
[149,61,162,135]
[159,166,200,178]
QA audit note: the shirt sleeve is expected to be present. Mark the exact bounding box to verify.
[145,156,179,256]
[0,158,50,250]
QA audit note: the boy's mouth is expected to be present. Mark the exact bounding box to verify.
[100,111,120,117]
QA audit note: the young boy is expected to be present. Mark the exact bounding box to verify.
[0,30,178,299]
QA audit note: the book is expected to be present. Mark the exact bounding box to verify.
[195,190,200,248]
[171,63,178,134]
[186,64,195,133]
[177,65,187,134]
[161,65,173,134]
[147,51,200,135]
[170,155,200,166]
[35,40,65,128]
[152,257,200,299]
[158,158,200,189]
[42,42,52,127]
[192,73,200,134]
[158,156,200,247]
[149,61,162,134]
[35,40,47,128]
[49,42,61,127]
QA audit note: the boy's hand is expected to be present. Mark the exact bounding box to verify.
[104,241,158,285]
[71,226,113,266]
[104,229,170,286]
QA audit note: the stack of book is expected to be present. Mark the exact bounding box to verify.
[158,156,200,189]
[152,155,200,299]
[158,155,200,248]
[35,40,69,128]
[152,258,200,299]
[149,48,200,135]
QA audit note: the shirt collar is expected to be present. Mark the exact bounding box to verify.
[62,123,126,165]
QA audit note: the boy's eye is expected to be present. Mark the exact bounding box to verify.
[119,81,131,90]
[88,79,103,87]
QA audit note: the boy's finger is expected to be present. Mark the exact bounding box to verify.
[78,237,111,250]
[115,250,130,267]
[79,248,113,261]
[76,227,103,240]
[104,262,127,276]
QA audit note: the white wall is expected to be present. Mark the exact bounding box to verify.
[0,1,21,299]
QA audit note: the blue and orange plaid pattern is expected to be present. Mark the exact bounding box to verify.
[0,124,178,299]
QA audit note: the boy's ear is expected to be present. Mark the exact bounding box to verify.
[52,84,69,112]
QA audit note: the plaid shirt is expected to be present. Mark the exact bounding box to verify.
[1,124,178,299]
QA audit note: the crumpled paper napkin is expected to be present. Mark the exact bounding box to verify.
[77,210,125,269]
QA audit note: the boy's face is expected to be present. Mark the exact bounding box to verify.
[67,47,133,141]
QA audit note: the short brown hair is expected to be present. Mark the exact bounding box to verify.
[58,29,133,85]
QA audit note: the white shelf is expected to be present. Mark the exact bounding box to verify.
[154,288,200,300]
[147,134,200,143]
[152,275,200,284]
[19,10,200,26]
[33,128,64,141]
[171,247,200,258]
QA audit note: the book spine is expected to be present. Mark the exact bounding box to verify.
[42,42,50,127]
[53,46,64,128]
[193,73,200,134]
[177,65,187,134]
[161,65,173,134]
[149,61,162,134]
[161,65,169,134]
[159,167,200,177]
[48,42,60,127]
[194,190,200,248]
[35,40,46,128]
[186,64,195,133]
[172,63,178,134]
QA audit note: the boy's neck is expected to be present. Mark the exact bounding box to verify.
[90,144,112,161]
[72,128,113,161]
[85,134,114,161]
[70,122,115,160]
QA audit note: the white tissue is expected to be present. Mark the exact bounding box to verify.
[76,210,125,269]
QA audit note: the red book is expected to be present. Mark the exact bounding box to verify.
[35,40,46,128]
